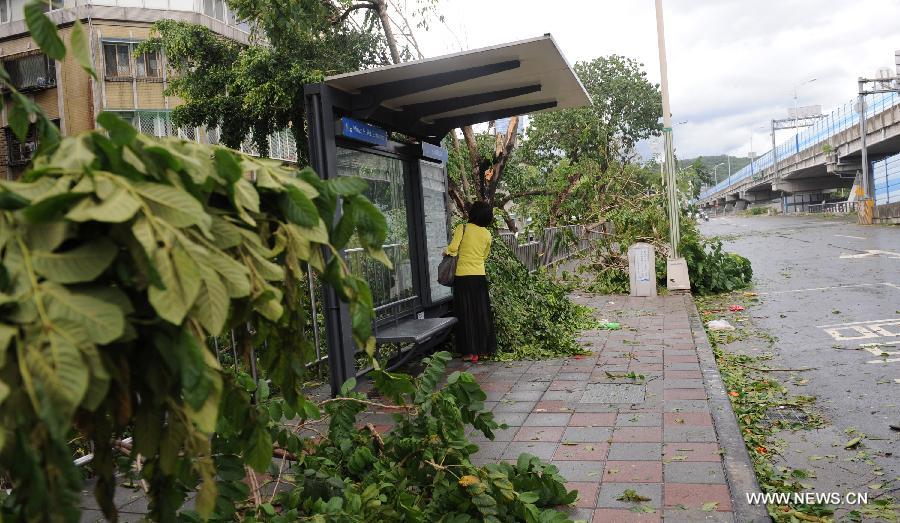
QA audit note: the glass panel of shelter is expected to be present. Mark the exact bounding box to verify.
[335,148,416,328]
[420,160,452,303]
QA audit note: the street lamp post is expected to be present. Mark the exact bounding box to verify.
[793,78,817,116]
[654,0,690,290]
[712,162,724,184]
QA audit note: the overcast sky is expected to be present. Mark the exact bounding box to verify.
[414,0,900,160]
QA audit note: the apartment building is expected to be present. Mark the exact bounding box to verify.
[0,0,297,179]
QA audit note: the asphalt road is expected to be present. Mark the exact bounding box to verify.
[700,214,900,511]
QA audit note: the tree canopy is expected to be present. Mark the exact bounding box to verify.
[522,55,663,173]
[140,0,391,162]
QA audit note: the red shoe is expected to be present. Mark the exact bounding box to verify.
[471,355,479,363]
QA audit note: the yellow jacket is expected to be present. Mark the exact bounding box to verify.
[445,224,491,276]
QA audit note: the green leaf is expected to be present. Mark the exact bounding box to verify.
[48,133,97,172]
[205,253,250,298]
[148,245,202,325]
[24,192,87,223]
[66,186,141,223]
[350,194,387,249]
[24,1,66,59]
[97,112,136,146]
[329,176,368,196]
[280,186,318,227]
[701,501,718,512]
[244,424,273,472]
[372,370,414,404]
[191,263,230,335]
[232,177,260,225]
[79,344,110,410]
[70,20,96,79]
[24,332,88,416]
[0,324,16,354]
[213,148,242,183]
[43,283,125,344]
[184,341,222,433]
[32,238,118,283]
[133,181,211,231]
[0,190,30,210]
[7,98,30,144]
[844,436,861,449]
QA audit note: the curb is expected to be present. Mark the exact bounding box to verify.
[682,293,771,523]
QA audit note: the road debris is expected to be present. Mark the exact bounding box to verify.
[707,319,736,331]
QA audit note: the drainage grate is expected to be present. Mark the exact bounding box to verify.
[765,406,811,426]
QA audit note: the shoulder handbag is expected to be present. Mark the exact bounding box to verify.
[437,224,466,287]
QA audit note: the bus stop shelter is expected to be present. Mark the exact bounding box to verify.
[303,34,590,395]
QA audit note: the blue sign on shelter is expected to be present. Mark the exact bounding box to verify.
[338,117,388,146]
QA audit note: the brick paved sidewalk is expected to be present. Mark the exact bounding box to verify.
[444,293,764,523]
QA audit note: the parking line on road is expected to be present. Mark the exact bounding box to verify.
[817,317,900,328]
[834,234,866,240]
[839,249,900,259]
[759,282,900,295]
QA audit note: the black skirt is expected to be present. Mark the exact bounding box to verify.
[452,275,497,356]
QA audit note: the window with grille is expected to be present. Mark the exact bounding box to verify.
[5,119,60,167]
[135,51,160,78]
[38,0,63,12]
[202,0,225,21]
[0,0,9,24]
[3,54,56,91]
[122,111,198,141]
[103,42,161,80]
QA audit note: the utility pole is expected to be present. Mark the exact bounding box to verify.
[654,0,690,290]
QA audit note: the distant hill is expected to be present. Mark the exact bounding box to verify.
[679,155,751,177]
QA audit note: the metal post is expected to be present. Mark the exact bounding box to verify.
[857,81,872,225]
[727,155,731,177]
[771,119,778,181]
[654,0,679,259]
[305,86,356,396]
[654,0,690,290]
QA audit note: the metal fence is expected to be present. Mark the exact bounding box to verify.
[873,152,900,206]
[499,224,607,272]
[807,201,858,214]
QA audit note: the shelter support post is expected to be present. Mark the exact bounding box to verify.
[305,86,357,396]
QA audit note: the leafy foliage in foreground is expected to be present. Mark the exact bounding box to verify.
[0,115,387,521]
[262,352,578,522]
[487,238,596,360]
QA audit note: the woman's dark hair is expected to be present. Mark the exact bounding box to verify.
[467,201,493,227]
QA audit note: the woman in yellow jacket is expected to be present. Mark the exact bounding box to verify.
[445,201,497,362]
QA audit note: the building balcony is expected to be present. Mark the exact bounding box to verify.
[0,0,251,43]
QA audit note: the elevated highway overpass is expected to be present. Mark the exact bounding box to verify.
[698,90,900,213]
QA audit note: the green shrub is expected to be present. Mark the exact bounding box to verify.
[744,207,768,216]
[487,238,596,360]
[679,226,753,294]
